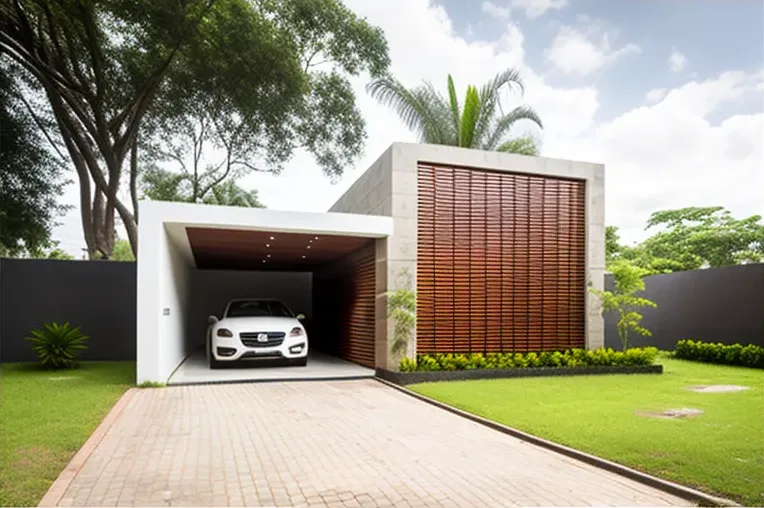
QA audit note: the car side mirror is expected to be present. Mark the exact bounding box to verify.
[207,315,218,325]
[296,313,306,321]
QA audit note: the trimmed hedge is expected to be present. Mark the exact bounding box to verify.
[399,347,658,372]
[674,339,764,369]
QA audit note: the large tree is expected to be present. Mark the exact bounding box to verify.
[0,61,68,257]
[608,207,764,274]
[368,70,543,155]
[0,0,389,258]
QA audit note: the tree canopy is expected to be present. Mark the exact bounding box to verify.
[0,0,389,258]
[0,62,68,257]
[368,69,543,155]
[607,207,764,274]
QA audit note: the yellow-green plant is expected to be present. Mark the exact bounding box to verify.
[387,276,416,356]
[589,261,657,350]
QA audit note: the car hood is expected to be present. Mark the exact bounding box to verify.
[216,316,302,331]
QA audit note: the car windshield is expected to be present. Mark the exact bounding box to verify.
[225,300,294,318]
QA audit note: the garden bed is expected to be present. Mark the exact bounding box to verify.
[376,364,663,385]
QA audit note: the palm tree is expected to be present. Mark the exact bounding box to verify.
[367,69,543,155]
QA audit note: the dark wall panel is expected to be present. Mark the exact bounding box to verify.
[604,263,764,350]
[0,259,136,362]
[417,163,587,354]
[313,242,376,367]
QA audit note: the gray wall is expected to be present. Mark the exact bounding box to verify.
[184,270,312,352]
[605,263,764,350]
[0,258,137,362]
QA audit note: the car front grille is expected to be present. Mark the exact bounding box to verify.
[240,332,285,348]
[239,351,284,360]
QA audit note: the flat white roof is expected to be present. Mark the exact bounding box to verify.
[139,200,393,268]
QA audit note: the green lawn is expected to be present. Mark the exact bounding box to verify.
[0,362,135,507]
[410,357,764,506]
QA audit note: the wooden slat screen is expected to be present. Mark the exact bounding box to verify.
[313,242,376,367]
[343,243,376,367]
[417,163,586,353]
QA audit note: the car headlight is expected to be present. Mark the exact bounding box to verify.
[216,328,233,337]
[289,327,304,337]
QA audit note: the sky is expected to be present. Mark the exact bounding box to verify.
[52,0,764,256]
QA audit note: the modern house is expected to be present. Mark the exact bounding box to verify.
[137,142,605,384]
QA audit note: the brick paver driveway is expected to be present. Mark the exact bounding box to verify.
[53,380,691,507]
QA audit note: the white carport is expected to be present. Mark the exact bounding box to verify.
[136,200,392,384]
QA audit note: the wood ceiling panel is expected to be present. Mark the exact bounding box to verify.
[186,228,371,271]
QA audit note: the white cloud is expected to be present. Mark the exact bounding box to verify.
[481,1,510,19]
[52,0,764,256]
[511,0,568,18]
[545,70,764,243]
[645,88,668,103]
[668,49,687,72]
[545,21,641,76]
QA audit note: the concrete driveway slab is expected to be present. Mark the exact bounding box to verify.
[48,380,692,507]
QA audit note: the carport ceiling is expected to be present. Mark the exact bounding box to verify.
[186,227,372,271]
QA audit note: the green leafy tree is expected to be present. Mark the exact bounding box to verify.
[590,261,657,350]
[0,62,68,257]
[605,226,622,265]
[1,0,389,258]
[112,239,135,261]
[368,70,543,155]
[606,207,763,274]
[640,207,764,269]
[202,180,263,208]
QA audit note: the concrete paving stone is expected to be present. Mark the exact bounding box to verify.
[51,380,694,507]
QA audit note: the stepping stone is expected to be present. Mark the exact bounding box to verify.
[686,385,750,393]
[635,408,703,419]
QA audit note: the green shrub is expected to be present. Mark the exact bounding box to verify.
[674,339,763,369]
[399,346,658,372]
[25,322,89,370]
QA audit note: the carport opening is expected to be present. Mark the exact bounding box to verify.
[183,227,377,372]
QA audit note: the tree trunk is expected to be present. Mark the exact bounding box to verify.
[129,139,139,256]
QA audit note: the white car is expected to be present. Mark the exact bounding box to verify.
[206,298,308,368]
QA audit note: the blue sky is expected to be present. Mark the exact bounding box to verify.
[53,0,764,254]
[439,0,764,123]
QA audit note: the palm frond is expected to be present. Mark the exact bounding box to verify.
[367,76,451,144]
[482,105,543,150]
[496,136,540,156]
[460,86,480,148]
[446,75,461,146]
[472,69,524,148]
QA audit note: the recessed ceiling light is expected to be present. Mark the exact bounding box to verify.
[302,255,306,259]
[307,245,311,249]
[314,236,319,240]
[262,260,266,263]
[269,236,274,240]
[266,244,270,247]
[309,239,313,243]
[267,254,271,258]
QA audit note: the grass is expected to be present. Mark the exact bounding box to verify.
[410,357,764,506]
[0,362,135,507]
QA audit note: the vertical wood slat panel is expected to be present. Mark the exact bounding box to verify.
[343,243,376,367]
[416,163,586,353]
[313,242,376,368]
